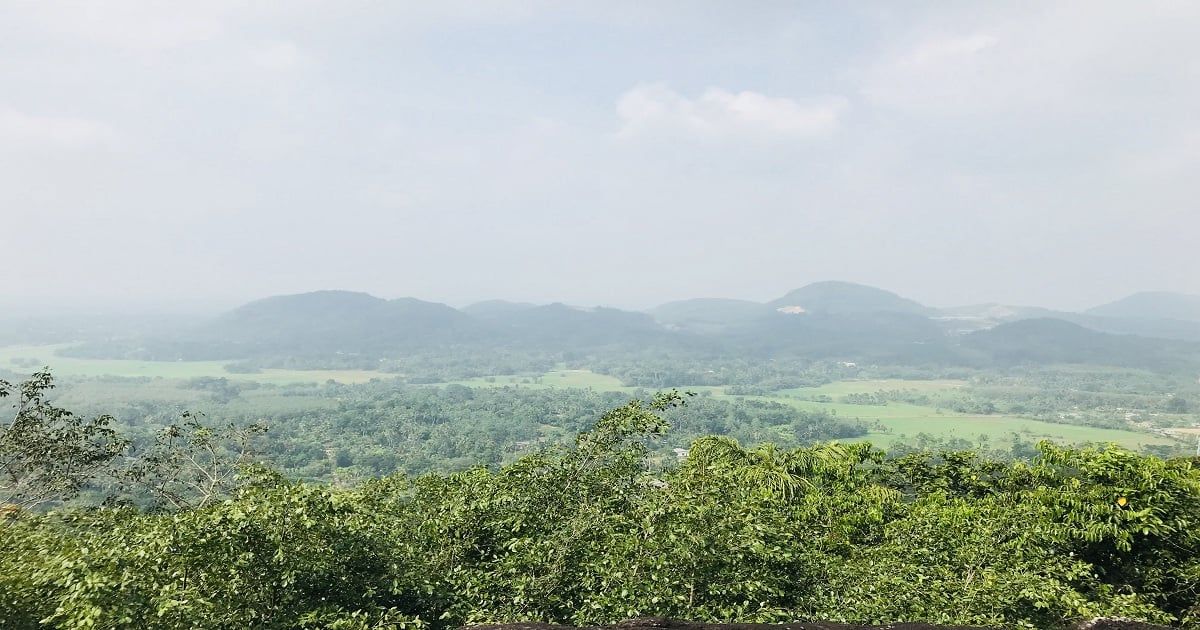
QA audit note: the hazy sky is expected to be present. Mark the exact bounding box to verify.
[2,1,1198,313]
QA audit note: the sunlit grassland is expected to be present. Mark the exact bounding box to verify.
[733,396,1179,449]
[837,415,1179,449]
[1,345,1182,451]
[23,375,340,416]
[443,369,730,397]
[443,369,635,391]
[0,344,388,384]
[449,370,1178,450]
[776,378,967,398]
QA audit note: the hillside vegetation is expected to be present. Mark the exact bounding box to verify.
[1088,292,1200,323]
[54,283,1200,373]
[766,281,932,316]
[2,386,1198,630]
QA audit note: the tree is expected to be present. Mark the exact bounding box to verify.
[118,414,267,510]
[1164,396,1190,413]
[0,370,127,512]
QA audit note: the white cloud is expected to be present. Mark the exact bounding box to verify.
[251,41,303,71]
[901,33,999,66]
[0,107,118,149]
[1,3,1198,307]
[1126,125,1200,177]
[857,3,1200,116]
[858,31,1010,112]
[616,84,845,141]
[17,2,226,52]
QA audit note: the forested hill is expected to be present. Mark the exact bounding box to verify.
[650,298,773,334]
[69,291,483,361]
[57,283,1200,372]
[767,281,933,316]
[961,318,1200,370]
[468,302,670,347]
[1088,291,1200,323]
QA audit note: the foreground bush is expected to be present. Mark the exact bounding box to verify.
[2,394,1198,629]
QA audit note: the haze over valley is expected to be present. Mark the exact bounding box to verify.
[3,3,1200,629]
[22,281,1200,368]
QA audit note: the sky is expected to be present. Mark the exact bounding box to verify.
[2,1,1198,314]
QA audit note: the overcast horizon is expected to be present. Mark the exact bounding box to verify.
[3,2,1198,314]
[2,279,1193,320]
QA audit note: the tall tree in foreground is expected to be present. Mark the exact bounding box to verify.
[0,370,127,512]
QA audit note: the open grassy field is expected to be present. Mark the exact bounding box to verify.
[44,379,341,416]
[444,369,634,391]
[840,415,1178,449]
[777,379,967,398]
[444,369,730,397]
[444,371,1179,450]
[718,395,1177,450]
[0,344,388,385]
[2,346,1181,451]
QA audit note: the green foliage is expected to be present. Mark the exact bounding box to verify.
[82,382,869,482]
[117,416,268,510]
[3,479,430,629]
[2,391,1198,629]
[806,496,1170,628]
[0,370,127,510]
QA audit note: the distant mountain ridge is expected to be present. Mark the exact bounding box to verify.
[935,298,1200,342]
[1087,291,1200,322]
[57,283,1200,372]
[472,302,673,348]
[460,300,539,317]
[651,298,773,334]
[960,318,1200,370]
[110,290,480,360]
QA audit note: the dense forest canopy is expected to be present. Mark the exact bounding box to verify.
[2,382,1198,629]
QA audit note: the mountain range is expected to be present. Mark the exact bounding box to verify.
[60,282,1200,371]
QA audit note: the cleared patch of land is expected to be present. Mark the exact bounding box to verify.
[444,369,633,391]
[1,346,1181,451]
[777,378,967,398]
[714,396,1177,450]
[43,379,340,415]
[0,344,388,384]
[448,370,1179,450]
